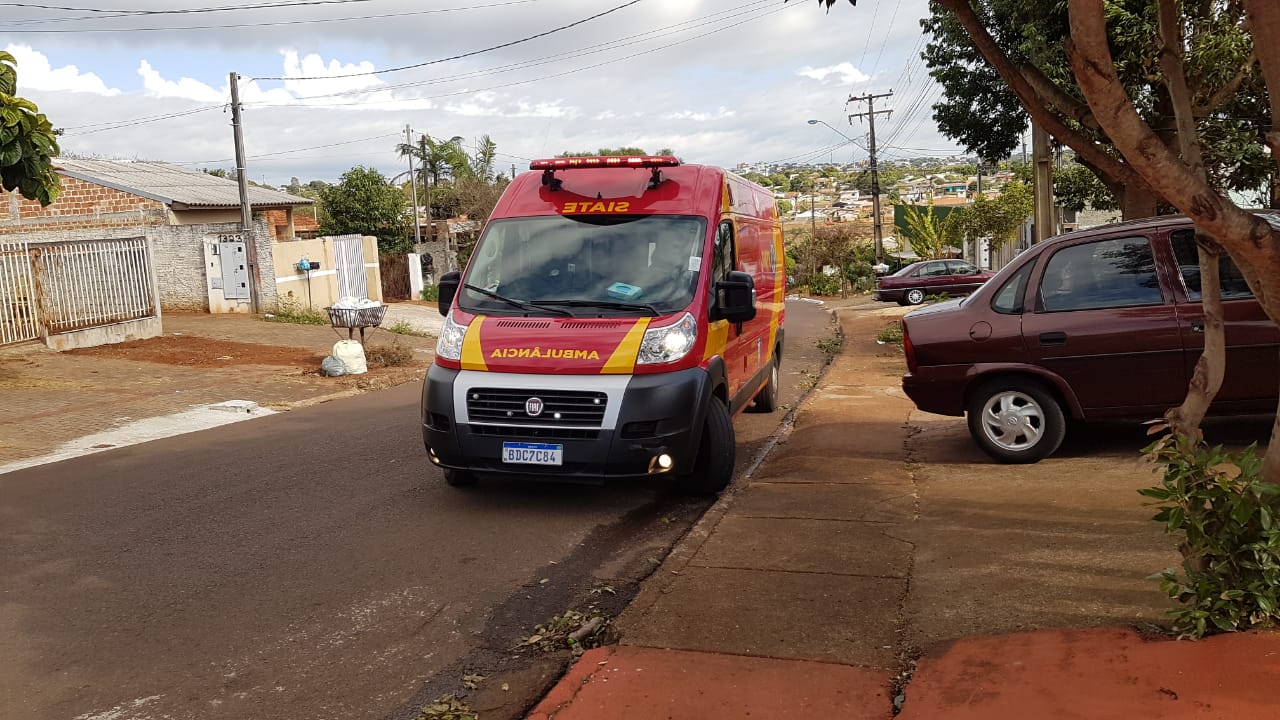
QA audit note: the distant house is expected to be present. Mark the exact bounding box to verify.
[1,158,314,242]
[1,158,317,312]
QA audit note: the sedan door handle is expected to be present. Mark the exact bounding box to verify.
[1190,322,1205,334]
[1038,331,1068,347]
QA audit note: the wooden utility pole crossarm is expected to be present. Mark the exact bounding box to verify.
[848,91,893,265]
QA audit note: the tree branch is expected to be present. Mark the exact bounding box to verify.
[934,0,1150,199]
[1244,1,1280,157]
[1193,50,1257,116]
[1067,0,1268,248]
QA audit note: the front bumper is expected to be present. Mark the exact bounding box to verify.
[421,365,714,482]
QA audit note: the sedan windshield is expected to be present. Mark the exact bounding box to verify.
[458,214,707,316]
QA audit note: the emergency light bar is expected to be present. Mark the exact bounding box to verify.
[532,156,680,191]
[529,156,680,170]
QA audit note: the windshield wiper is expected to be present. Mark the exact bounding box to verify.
[537,299,661,317]
[463,284,574,317]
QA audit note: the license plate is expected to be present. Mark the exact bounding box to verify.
[501,442,563,466]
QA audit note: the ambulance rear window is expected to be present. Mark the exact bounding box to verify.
[460,215,707,316]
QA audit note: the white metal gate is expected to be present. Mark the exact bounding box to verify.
[0,238,40,344]
[333,234,369,300]
[31,238,157,334]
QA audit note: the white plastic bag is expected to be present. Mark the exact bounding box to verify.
[332,339,367,375]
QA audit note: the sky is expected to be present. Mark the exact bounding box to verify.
[4,0,963,188]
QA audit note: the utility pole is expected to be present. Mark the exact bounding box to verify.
[849,91,893,266]
[406,125,422,246]
[1032,121,1055,243]
[229,71,260,314]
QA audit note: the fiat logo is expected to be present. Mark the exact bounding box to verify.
[525,397,545,417]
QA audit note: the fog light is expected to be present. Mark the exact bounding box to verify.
[648,453,675,474]
[427,447,441,466]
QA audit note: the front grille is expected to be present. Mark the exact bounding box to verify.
[468,424,599,440]
[466,388,608,427]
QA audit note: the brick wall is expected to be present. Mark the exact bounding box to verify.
[1,179,169,235]
[17,219,277,312]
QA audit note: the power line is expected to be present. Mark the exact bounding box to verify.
[60,104,227,136]
[266,0,777,101]
[251,0,644,81]
[245,2,794,109]
[4,0,537,32]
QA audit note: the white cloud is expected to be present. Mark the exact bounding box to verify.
[4,44,120,96]
[796,62,869,86]
[670,107,736,122]
[281,50,385,98]
[137,60,224,102]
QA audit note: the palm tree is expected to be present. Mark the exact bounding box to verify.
[396,134,471,210]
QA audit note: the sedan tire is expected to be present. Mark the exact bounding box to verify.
[904,288,926,305]
[966,379,1066,463]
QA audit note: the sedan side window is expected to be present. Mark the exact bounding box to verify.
[1038,236,1163,312]
[921,262,949,277]
[1170,229,1253,300]
[991,261,1035,315]
[947,261,978,275]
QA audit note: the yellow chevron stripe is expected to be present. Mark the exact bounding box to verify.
[461,315,488,371]
[600,318,650,374]
[703,319,729,361]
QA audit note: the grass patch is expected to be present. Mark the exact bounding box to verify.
[263,301,328,326]
[386,319,431,337]
[365,340,416,368]
[816,335,843,356]
[877,321,904,345]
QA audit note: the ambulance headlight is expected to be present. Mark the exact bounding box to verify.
[638,312,697,365]
[436,311,468,361]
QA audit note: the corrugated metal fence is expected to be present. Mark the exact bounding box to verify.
[0,237,157,344]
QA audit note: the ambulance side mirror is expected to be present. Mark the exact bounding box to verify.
[438,271,461,316]
[715,271,757,323]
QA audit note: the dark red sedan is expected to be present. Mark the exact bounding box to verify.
[873,259,996,305]
[900,215,1279,463]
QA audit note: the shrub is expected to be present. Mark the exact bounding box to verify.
[877,321,903,345]
[809,273,840,296]
[420,284,439,302]
[264,299,327,325]
[1141,432,1280,638]
[365,340,416,368]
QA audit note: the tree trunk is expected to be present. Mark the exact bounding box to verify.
[1069,0,1280,485]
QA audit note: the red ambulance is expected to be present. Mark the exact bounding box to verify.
[422,156,785,494]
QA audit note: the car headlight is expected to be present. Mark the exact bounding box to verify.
[637,312,697,365]
[436,311,468,361]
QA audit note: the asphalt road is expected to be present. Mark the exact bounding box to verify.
[0,298,838,720]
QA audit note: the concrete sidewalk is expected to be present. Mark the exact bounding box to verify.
[529,304,1280,719]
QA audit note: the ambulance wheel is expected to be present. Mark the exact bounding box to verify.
[680,398,735,496]
[747,356,780,413]
[442,468,477,488]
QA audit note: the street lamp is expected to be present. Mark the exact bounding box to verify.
[806,118,863,149]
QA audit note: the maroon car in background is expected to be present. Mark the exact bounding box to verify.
[874,259,996,305]
[900,214,1279,463]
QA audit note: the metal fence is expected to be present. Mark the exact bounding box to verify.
[0,238,40,344]
[0,237,158,344]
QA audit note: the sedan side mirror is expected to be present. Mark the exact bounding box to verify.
[715,270,757,323]
[438,271,461,316]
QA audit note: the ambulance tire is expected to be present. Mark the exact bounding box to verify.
[442,467,478,488]
[681,398,735,496]
[747,356,780,413]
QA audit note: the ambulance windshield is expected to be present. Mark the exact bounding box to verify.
[458,215,707,317]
